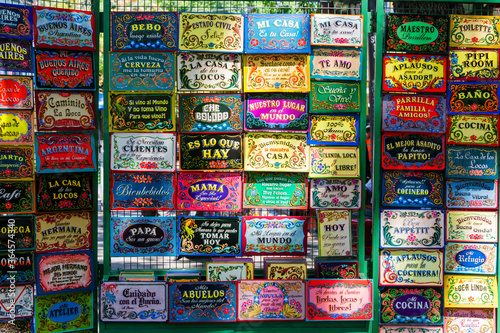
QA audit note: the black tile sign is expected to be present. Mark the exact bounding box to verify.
[36,173,93,212]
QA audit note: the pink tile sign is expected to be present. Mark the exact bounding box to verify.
[444,308,495,333]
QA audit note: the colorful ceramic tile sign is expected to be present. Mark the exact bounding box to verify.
[111,217,175,257]
[111,12,178,51]
[308,114,359,146]
[244,54,310,92]
[0,146,34,180]
[238,280,305,321]
[0,284,33,319]
[35,132,96,173]
[380,249,444,286]
[448,115,499,146]
[317,210,352,256]
[169,281,237,322]
[178,12,243,53]
[449,49,499,81]
[101,282,168,322]
[382,132,445,170]
[244,172,307,209]
[36,212,92,253]
[244,132,309,172]
[0,182,33,214]
[444,309,495,333]
[0,251,33,285]
[245,94,308,132]
[306,279,372,321]
[242,216,307,256]
[310,82,360,113]
[450,15,500,48]
[383,54,446,93]
[445,242,497,275]
[446,179,498,209]
[245,14,310,53]
[36,173,93,213]
[0,75,33,110]
[111,133,176,172]
[380,209,445,249]
[446,210,498,243]
[382,94,446,133]
[206,262,252,281]
[0,38,32,74]
[310,178,362,209]
[315,260,359,279]
[0,215,34,251]
[381,171,444,208]
[109,93,175,132]
[179,94,243,133]
[311,47,362,80]
[310,147,359,178]
[0,4,32,40]
[110,52,174,91]
[177,172,242,211]
[385,14,449,53]
[177,52,242,92]
[444,275,497,308]
[0,110,33,145]
[446,146,498,179]
[448,82,499,115]
[310,14,363,46]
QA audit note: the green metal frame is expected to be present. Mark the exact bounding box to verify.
[373,0,500,330]
[100,0,372,332]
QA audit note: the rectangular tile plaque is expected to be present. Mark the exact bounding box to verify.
[446,146,498,179]
[445,242,497,275]
[446,210,498,243]
[446,179,498,209]
[310,14,363,46]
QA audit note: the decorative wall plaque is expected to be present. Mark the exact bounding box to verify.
[0,76,33,110]
[0,182,33,214]
[444,309,495,333]
[206,262,253,281]
[266,263,306,280]
[0,4,32,40]
[448,115,499,146]
[382,132,445,170]
[0,284,33,319]
[101,282,167,322]
[243,54,309,92]
[35,49,95,90]
[383,54,446,93]
[111,133,176,172]
[381,171,444,208]
[448,82,499,115]
[449,49,499,81]
[178,13,243,53]
[35,291,93,333]
[245,14,310,53]
[111,172,175,210]
[242,216,307,256]
[110,52,174,91]
[310,14,363,46]
[445,242,497,275]
[111,12,177,52]
[177,172,242,211]
[306,279,373,321]
[444,275,497,308]
[450,15,500,49]
[35,91,96,131]
[385,14,449,53]
[0,146,33,180]
[0,38,32,73]
[311,47,362,80]
[179,94,243,133]
[0,251,33,285]
[34,7,95,50]
[310,147,359,178]
[169,281,237,322]
[380,249,443,286]
[36,250,94,295]
[446,146,497,179]
[0,318,33,333]
[380,210,444,249]
[244,132,309,172]
[318,210,351,257]
[238,280,305,321]
[310,178,361,209]
[111,217,175,257]
[36,212,92,253]
[35,132,96,173]
[446,179,498,209]
[446,210,498,243]
[308,114,359,146]
[310,82,360,113]
[315,260,359,279]
[244,172,307,209]
[245,94,308,132]
[177,52,242,92]
[36,173,93,213]
[180,133,242,171]
[380,287,443,325]
[0,215,34,251]
[108,93,175,132]
[382,94,446,133]
[178,216,241,256]
[0,110,32,145]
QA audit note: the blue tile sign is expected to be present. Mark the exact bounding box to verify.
[446,146,498,180]
[244,14,310,53]
[446,179,498,209]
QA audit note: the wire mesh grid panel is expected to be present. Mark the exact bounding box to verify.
[384,1,500,15]
[4,0,95,10]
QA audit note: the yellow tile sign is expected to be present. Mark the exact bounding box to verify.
[444,274,497,308]
[450,15,500,49]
